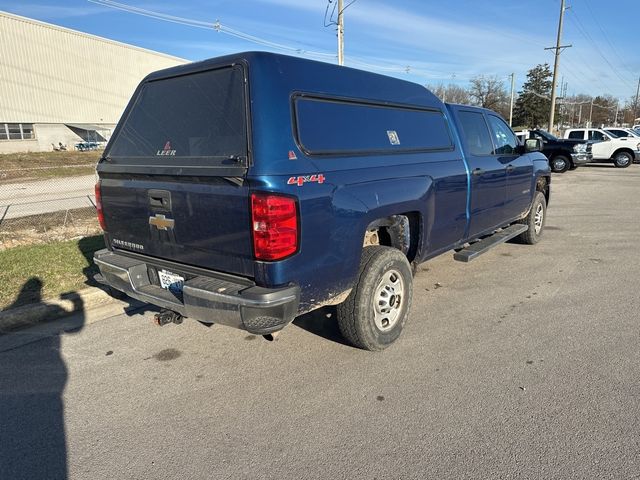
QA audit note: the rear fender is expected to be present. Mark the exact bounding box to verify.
[331,175,433,269]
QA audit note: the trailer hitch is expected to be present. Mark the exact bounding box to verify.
[153,309,183,326]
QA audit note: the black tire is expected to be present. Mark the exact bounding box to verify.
[515,191,546,245]
[613,151,632,168]
[337,246,413,351]
[550,155,570,173]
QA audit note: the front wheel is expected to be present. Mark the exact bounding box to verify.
[337,246,413,351]
[550,155,570,173]
[613,151,632,168]
[515,191,546,245]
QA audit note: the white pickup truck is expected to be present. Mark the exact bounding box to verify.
[563,128,640,168]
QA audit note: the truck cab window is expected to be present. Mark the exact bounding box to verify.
[487,115,517,155]
[457,111,493,156]
[568,131,583,139]
[589,130,606,141]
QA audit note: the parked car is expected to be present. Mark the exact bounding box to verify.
[563,128,640,167]
[93,52,550,351]
[515,129,592,173]
[604,127,640,139]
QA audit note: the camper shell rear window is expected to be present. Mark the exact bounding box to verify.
[106,65,247,164]
[293,95,453,156]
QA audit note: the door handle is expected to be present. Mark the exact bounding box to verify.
[506,164,515,173]
[472,168,484,176]
[148,189,172,210]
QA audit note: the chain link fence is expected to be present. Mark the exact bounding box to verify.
[0,151,102,249]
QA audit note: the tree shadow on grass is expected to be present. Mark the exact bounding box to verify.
[0,277,85,480]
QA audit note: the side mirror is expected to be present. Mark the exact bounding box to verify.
[525,138,542,152]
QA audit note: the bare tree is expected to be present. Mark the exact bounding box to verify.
[426,83,470,105]
[468,75,509,117]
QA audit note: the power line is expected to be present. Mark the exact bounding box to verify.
[566,9,635,91]
[89,0,473,82]
[581,0,636,80]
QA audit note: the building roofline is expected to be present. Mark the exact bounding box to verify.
[0,9,187,63]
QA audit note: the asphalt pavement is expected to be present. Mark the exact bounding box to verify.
[1,164,639,479]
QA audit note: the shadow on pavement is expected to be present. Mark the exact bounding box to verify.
[0,277,85,480]
[293,306,351,347]
[582,163,616,168]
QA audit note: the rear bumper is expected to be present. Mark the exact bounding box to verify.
[93,249,300,334]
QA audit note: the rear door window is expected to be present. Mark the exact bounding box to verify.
[107,65,247,162]
[457,111,493,156]
[294,96,453,155]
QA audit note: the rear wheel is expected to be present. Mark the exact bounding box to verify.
[515,191,546,245]
[337,246,413,351]
[613,151,632,168]
[550,155,570,173]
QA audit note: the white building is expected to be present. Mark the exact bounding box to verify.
[0,11,187,153]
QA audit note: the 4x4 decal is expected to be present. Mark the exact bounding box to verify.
[287,174,325,187]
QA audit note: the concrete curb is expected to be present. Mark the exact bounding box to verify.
[0,286,145,334]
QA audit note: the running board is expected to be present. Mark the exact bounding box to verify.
[453,224,528,263]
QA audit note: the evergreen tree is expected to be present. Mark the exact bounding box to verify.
[513,64,553,128]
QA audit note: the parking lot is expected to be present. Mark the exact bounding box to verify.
[1,164,639,479]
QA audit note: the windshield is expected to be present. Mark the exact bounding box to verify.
[107,65,247,160]
[535,130,558,141]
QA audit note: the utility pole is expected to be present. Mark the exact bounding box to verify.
[634,76,640,123]
[588,98,594,127]
[509,73,515,126]
[545,0,571,133]
[614,102,619,127]
[578,104,582,126]
[337,0,344,66]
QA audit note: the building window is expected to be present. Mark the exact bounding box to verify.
[0,123,35,140]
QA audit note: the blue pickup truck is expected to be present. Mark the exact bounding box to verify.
[94,52,550,350]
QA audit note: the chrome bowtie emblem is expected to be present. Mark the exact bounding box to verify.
[149,214,175,230]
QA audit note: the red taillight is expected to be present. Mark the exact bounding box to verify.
[95,181,106,230]
[251,193,298,261]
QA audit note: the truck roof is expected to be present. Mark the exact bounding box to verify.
[141,51,443,110]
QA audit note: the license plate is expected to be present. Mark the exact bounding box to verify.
[158,269,185,294]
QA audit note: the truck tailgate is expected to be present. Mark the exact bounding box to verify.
[97,62,254,277]
[100,175,253,277]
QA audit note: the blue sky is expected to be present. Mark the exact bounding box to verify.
[2,0,639,101]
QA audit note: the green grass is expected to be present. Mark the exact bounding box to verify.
[0,150,100,182]
[0,235,105,310]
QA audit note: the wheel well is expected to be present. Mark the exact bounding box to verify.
[612,148,634,159]
[536,176,550,205]
[364,213,420,263]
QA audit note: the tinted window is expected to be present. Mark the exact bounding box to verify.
[568,131,584,139]
[108,66,247,159]
[294,97,452,154]
[532,132,545,141]
[607,129,626,137]
[487,115,517,155]
[589,130,606,141]
[457,111,493,156]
